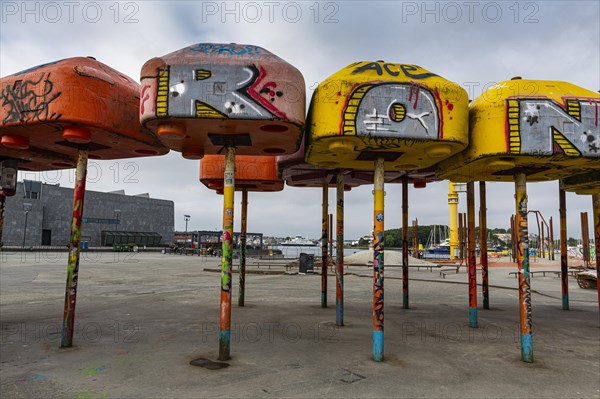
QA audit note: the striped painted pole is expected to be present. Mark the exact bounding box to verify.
[466,181,478,328]
[336,171,344,326]
[373,158,385,361]
[61,148,89,348]
[218,147,235,361]
[515,173,533,363]
[559,188,569,310]
[321,184,328,308]
[238,188,248,307]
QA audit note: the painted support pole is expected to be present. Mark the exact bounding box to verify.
[592,194,600,319]
[336,171,344,326]
[60,148,89,348]
[549,217,555,261]
[413,219,419,256]
[321,184,328,308]
[218,147,235,361]
[448,182,459,259]
[373,158,385,361]
[458,213,464,263]
[581,212,591,267]
[479,181,489,310]
[238,188,248,307]
[0,192,5,249]
[559,188,569,310]
[515,172,533,363]
[329,213,333,261]
[466,182,478,328]
[402,176,409,309]
[511,215,517,263]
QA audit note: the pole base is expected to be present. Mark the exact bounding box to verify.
[520,334,534,363]
[372,331,384,362]
[469,308,478,328]
[218,330,231,361]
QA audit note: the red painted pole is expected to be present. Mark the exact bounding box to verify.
[467,182,478,327]
[238,188,248,307]
[592,194,600,320]
[336,171,344,326]
[61,148,88,348]
[559,188,569,310]
[402,176,409,309]
[321,184,328,308]
[479,181,489,310]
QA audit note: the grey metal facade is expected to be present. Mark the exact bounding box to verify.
[2,181,174,246]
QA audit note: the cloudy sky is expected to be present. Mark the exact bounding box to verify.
[1,1,598,240]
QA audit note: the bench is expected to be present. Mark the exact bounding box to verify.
[508,270,560,278]
[440,264,462,278]
[377,263,440,272]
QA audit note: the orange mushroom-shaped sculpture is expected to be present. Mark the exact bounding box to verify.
[141,43,305,361]
[200,155,283,307]
[0,57,169,349]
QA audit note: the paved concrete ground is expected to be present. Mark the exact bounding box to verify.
[1,252,598,399]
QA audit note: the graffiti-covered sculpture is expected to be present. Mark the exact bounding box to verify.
[0,57,169,350]
[0,57,168,171]
[305,60,468,170]
[200,155,283,193]
[140,43,305,159]
[141,43,305,363]
[439,78,599,365]
[437,79,600,182]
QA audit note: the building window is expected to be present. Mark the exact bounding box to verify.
[23,180,42,200]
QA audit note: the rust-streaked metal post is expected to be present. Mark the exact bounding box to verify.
[479,181,489,310]
[218,147,235,360]
[402,175,409,309]
[321,184,328,308]
[336,171,344,326]
[329,213,333,261]
[61,148,88,348]
[559,188,569,310]
[549,217,555,261]
[467,182,478,327]
[0,192,5,249]
[238,188,248,307]
[511,215,517,263]
[413,218,419,256]
[592,194,600,319]
[515,173,533,363]
[373,158,385,361]
[458,213,464,263]
[581,212,590,267]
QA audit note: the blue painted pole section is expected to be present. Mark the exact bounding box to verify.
[373,331,384,362]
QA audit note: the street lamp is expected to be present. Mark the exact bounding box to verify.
[114,209,121,232]
[22,202,32,248]
[184,214,191,247]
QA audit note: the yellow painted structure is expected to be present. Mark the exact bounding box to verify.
[560,171,600,195]
[438,79,600,182]
[305,61,469,170]
[448,181,459,259]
